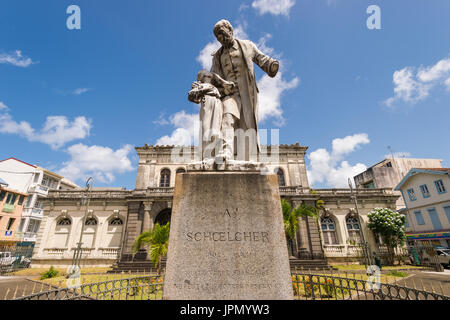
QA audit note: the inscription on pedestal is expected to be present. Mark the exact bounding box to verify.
[163,172,293,300]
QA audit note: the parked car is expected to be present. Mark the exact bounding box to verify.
[0,252,18,271]
[436,248,450,268]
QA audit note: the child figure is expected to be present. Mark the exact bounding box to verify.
[188,70,235,164]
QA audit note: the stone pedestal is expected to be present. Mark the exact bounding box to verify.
[163,172,293,300]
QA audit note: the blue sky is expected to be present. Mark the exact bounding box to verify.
[0,0,449,189]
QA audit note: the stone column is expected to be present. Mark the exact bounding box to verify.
[142,200,154,232]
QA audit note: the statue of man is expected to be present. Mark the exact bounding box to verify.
[211,19,279,162]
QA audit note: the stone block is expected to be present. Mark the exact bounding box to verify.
[163,172,293,300]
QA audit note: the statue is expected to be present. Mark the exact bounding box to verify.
[211,19,279,162]
[188,70,235,167]
[188,19,279,169]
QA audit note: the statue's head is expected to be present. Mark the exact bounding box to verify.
[214,19,234,48]
[197,70,213,83]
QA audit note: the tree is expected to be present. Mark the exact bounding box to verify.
[367,208,406,265]
[282,199,318,257]
[132,222,170,275]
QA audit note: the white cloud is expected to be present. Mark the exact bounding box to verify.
[307,133,370,188]
[0,50,34,67]
[73,88,91,95]
[385,56,450,106]
[445,77,450,90]
[252,0,295,16]
[155,110,199,146]
[59,144,134,184]
[257,72,299,124]
[0,101,91,149]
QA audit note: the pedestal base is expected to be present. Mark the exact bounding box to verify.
[163,172,293,300]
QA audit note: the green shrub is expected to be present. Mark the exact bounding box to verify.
[40,266,59,280]
[387,270,408,277]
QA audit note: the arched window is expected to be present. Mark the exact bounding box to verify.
[160,169,171,187]
[176,168,186,174]
[277,168,286,186]
[107,217,124,247]
[109,218,123,226]
[321,217,338,245]
[155,208,171,226]
[85,217,98,226]
[57,218,71,226]
[54,217,71,248]
[346,216,361,243]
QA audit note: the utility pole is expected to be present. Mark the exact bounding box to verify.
[348,178,372,268]
[71,177,94,269]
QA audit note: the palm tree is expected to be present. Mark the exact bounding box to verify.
[132,222,170,275]
[282,199,317,257]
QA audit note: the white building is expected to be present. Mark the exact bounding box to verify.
[395,168,450,248]
[0,158,79,243]
[354,158,443,209]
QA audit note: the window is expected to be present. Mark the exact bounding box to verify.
[5,193,17,205]
[407,188,417,201]
[419,184,430,198]
[34,200,43,209]
[57,218,71,226]
[427,208,443,230]
[321,217,338,245]
[160,169,171,187]
[346,216,361,243]
[277,168,286,186]
[0,190,6,202]
[444,206,450,224]
[25,195,33,207]
[27,219,40,233]
[363,182,375,189]
[414,211,425,225]
[435,179,446,194]
[6,218,15,230]
[109,218,123,225]
[385,162,392,168]
[18,195,25,205]
[176,168,186,174]
[85,218,98,226]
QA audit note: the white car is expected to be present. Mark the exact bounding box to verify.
[436,248,450,268]
[0,252,17,269]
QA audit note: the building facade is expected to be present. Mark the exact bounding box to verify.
[395,168,450,248]
[0,180,29,245]
[0,158,79,243]
[354,157,443,209]
[32,144,399,267]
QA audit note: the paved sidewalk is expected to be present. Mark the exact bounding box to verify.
[0,276,53,300]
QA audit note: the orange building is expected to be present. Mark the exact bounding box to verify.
[0,179,28,245]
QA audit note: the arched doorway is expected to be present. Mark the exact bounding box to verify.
[154,208,171,226]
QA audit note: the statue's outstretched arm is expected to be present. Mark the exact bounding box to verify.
[251,42,279,78]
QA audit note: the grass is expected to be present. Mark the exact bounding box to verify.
[386,270,409,277]
[11,267,113,277]
[331,264,423,271]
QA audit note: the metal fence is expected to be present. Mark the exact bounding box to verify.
[15,275,164,300]
[0,243,34,275]
[14,271,449,300]
[291,272,448,300]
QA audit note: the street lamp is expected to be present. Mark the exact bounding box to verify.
[70,177,94,269]
[348,178,372,267]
